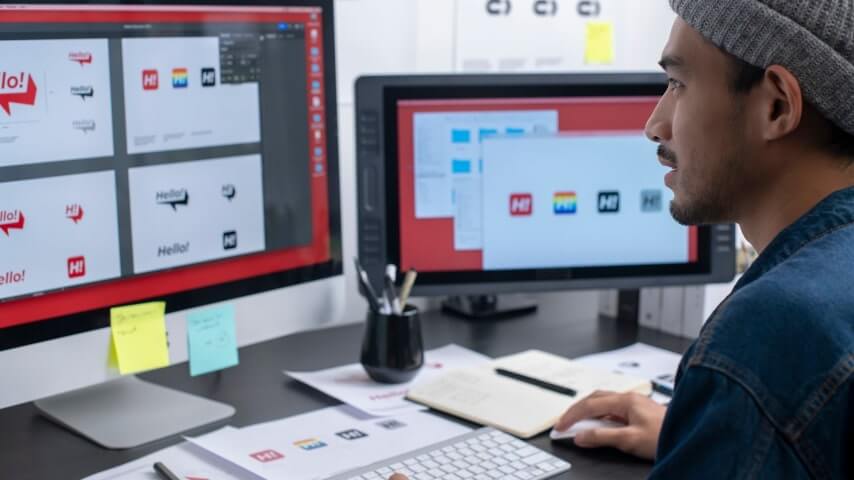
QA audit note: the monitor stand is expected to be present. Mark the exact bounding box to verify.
[34,375,235,449]
[442,295,538,320]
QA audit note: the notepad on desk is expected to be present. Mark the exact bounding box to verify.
[406,349,651,438]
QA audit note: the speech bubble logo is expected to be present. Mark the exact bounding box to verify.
[0,74,37,115]
[66,205,84,223]
[0,211,25,236]
[70,86,94,101]
[156,189,190,211]
[222,184,236,201]
[68,52,92,66]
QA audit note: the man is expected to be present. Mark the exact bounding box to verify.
[393,0,854,478]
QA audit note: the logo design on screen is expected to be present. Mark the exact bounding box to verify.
[67,256,86,279]
[142,69,159,90]
[223,231,238,250]
[65,204,84,224]
[72,120,96,134]
[156,189,189,210]
[293,438,327,451]
[68,52,92,66]
[249,449,284,463]
[553,192,577,215]
[222,184,236,201]
[201,67,216,87]
[641,190,663,212]
[509,193,533,216]
[172,68,189,88]
[70,86,94,101]
[336,429,368,441]
[0,210,25,236]
[0,72,37,115]
[598,191,620,213]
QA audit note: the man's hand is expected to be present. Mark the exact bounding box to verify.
[554,390,666,460]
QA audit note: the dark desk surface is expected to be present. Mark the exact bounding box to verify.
[0,301,693,480]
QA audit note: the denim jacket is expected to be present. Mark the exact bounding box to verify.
[649,187,854,479]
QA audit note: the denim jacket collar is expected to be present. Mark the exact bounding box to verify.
[734,185,854,292]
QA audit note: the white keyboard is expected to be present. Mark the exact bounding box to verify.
[328,427,571,480]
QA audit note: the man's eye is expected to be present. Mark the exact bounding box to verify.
[668,78,683,90]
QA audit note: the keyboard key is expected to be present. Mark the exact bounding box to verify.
[458,471,473,479]
[446,475,462,480]
[539,463,555,472]
[441,464,458,473]
[423,460,439,469]
[392,463,405,470]
[510,462,526,470]
[515,446,538,457]
[522,452,552,465]
[499,465,515,474]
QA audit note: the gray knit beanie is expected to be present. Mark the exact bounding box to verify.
[670,0,854,136]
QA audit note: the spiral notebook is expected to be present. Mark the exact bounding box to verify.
[406,349,651,438]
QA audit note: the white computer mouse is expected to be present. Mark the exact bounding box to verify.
[549,418,625,440]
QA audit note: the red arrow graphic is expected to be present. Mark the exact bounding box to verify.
[0,75,37,115]
[0,212,25,236]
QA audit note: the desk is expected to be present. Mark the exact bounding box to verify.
[0,300,692,480]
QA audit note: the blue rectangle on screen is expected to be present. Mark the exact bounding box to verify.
[451,129,471,143]
[479,128,499,141]
[452,159,472,174]
[506,127,525,136]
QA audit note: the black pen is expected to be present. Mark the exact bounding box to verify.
[495,368,576,397]
[651,380,674,397]
[153,462,180,480]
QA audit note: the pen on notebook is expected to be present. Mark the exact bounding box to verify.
[494,368,577,397]
[153,462,180,480]
[651,379,674,397]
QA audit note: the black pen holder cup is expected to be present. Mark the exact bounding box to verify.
[360,305,424,384]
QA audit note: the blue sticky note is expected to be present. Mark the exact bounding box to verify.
[186,304,239,376]
[452,159,472,174]
[451,129,471,144]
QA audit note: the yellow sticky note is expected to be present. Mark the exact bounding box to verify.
[109,302,170,375]
[585,21,615,65]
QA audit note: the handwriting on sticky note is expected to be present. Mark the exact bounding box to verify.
[585,21,615,65]
[109,302,170,375]
[187,303,239,376]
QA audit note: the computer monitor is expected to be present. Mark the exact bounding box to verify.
[356,74,735,316]
[0,1,341,447]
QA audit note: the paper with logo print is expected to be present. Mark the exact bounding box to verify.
[186,303,239,376]
[284,344,492,417]
[186,405,471,480]
[109,301,170,375]
[82,431,249,480]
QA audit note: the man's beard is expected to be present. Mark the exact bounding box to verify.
[666,146,745,226]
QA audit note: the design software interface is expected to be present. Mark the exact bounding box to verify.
[396,97,697,273]
[0,6,333,328]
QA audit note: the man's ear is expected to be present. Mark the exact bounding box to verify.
[756,65,804,141]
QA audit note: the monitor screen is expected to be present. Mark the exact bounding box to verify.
[356,75,734,295]
[397,96,696,272]
[0,3,341,345]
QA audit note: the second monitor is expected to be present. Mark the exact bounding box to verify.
[356,74,734,316]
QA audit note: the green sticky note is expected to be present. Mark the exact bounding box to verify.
[585,21,616,65]
[187,304,239,376]
[110,302,170,375]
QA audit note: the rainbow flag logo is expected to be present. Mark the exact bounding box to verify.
[171,68,188,88]
[553,191,577,214]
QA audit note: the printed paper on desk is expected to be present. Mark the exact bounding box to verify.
[186,405,471,480]
[574,343,682,404]
[82,429,253,480]
[285,344,492,417]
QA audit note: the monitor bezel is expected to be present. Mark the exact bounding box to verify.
[0,0,343,350]
[356,73,736,296]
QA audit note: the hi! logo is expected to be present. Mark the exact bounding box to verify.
[142,70,159,90]
[67,256,86,279]
[172,68,188,88]
[553,192,577,215]
[509,193,533,216]
[0,210,25,236]
[0,72,37,115]
[249,449,284,463]
[66,204,84,223]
